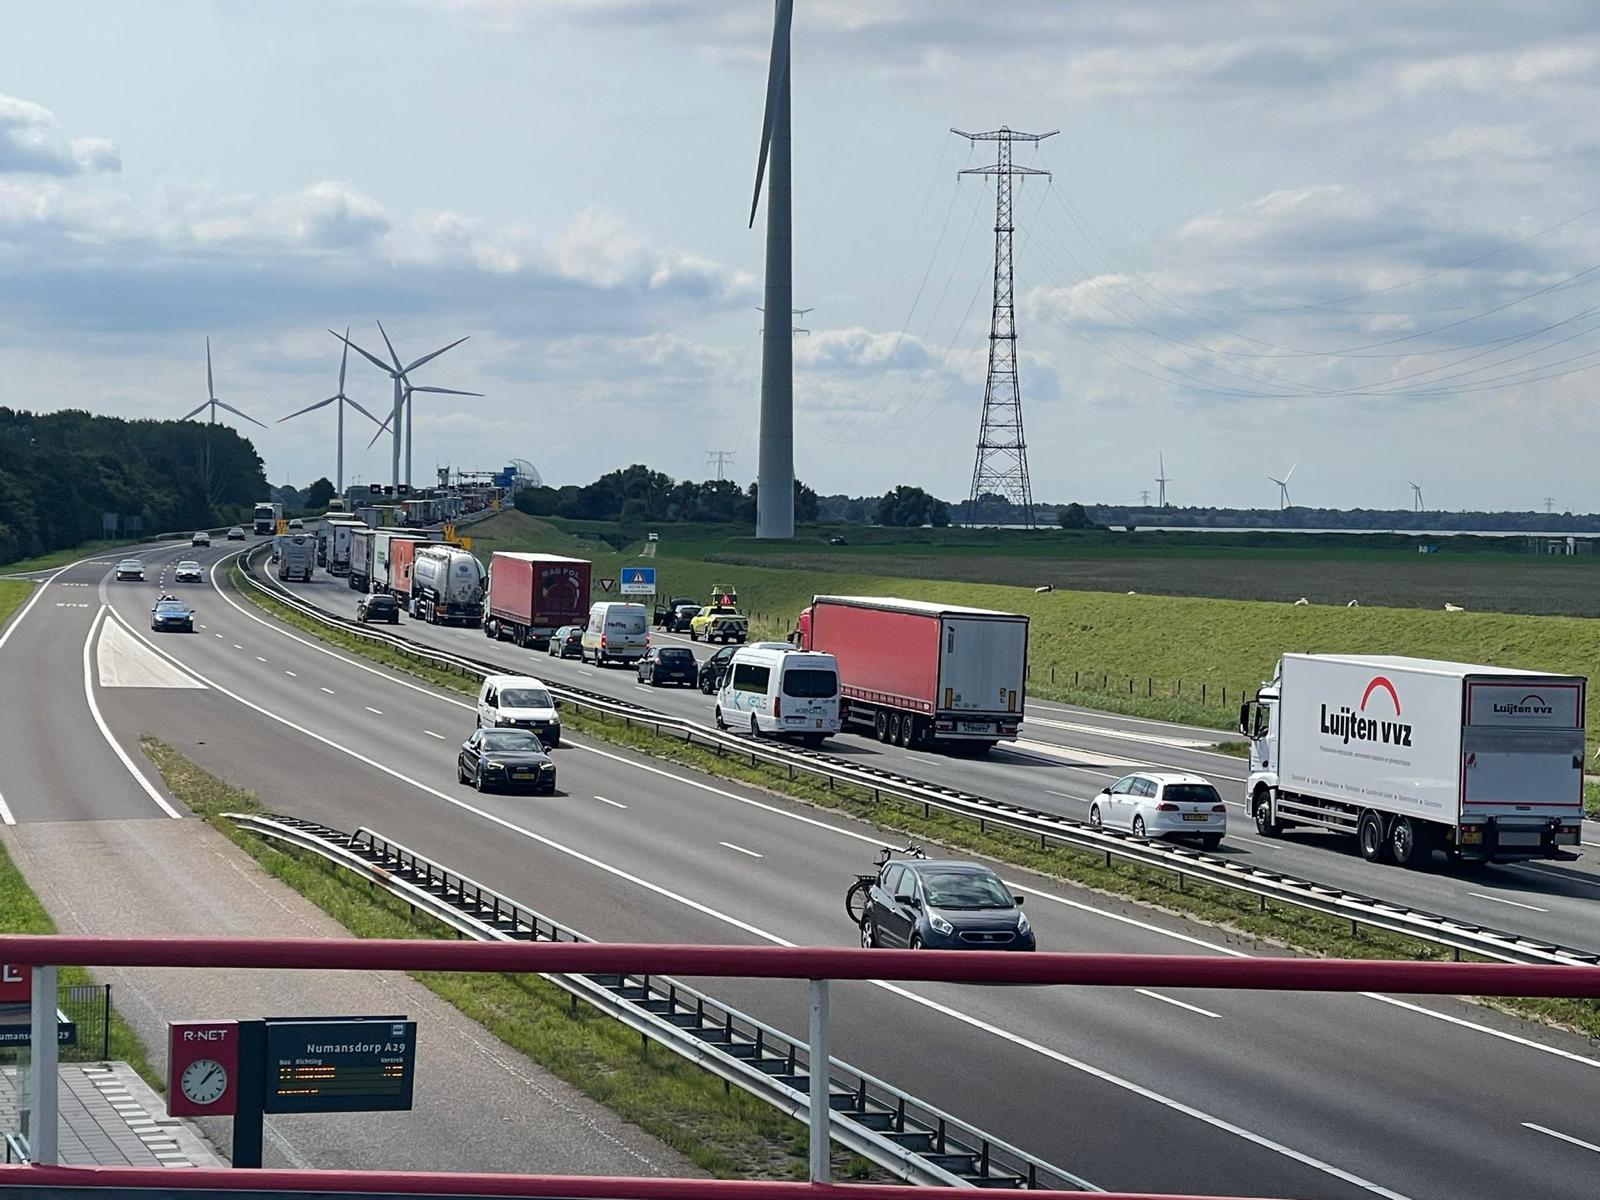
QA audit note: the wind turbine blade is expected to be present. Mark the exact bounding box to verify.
[338,326,350,392]
[206,336,215,400]
[1285,460,1298,483]
[344,396,386,427]
[330,327,396,376]
[179,400,211,421]
[277,396,337,422]
[366,419,393,449]
[408,386,483,397]
[214,400,268,429]
[1267,476,1283,487]
[375,319,405,372]
[749,0,794,229]
[403,335,469,374]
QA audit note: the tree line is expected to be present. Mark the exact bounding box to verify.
[0,407,268,565]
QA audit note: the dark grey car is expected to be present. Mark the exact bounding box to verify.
[457,729,557,795]
[860,861,1034,951]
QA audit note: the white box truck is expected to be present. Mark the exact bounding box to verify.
[1240,654,1586,866]
[274,534,316,582]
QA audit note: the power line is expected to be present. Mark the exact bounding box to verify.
[707,450,736,481]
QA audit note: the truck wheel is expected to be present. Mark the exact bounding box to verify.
[1390,817,1430,869]
[893,713,911,747]
[1358,811,1391,863]
[1253,789,1282,837]
[874,711,890,743]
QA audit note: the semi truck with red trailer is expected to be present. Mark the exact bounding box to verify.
[793,595,1028,753]
[483,552,592,649]
[350,528,442,594]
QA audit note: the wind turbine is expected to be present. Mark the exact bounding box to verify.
[333,322,478,490]
[180,337,265,505]
[1156,452,1171,509]
[1268,461,1297,509]
[365,377,485,456]
[1409,481,1424,512]
[749,0,796,539]
[277,329,387,494]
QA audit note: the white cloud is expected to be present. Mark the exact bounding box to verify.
[795,326,933,371]
[0,94,119,174]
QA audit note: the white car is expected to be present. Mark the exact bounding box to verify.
[115,558,144,581]
[477,674,561,747]
[174,561,204,583]
[1090,771,1228,850]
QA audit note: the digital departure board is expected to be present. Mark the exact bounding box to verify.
[263,1018,416,1114]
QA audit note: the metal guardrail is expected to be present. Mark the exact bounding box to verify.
[228,811,1091,1192]
[234,548,1600,970]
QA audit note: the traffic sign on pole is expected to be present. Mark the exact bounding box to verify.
[599,578,616,593]
[621,566,656,596]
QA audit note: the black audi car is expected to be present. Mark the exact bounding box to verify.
[457,728,557,795]
[858,861,1033,951]
[637,645,697,687]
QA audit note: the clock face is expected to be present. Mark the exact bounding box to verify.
[181,1058,228,1105]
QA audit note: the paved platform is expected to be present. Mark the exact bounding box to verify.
[0,1061,222,1167]
[2,818,694,1176]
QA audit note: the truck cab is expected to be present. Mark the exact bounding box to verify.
[1238,685,1281,836]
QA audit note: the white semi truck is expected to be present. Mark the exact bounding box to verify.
[1240,654,1586,867]
[409,545,486,625]
[274,534,316,582]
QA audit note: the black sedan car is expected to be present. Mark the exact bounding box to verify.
[356,593,400,624]
[151,598,195,633]
[859,860,1033,951]
[547,625,584,659]
[638,645,697,687]
[457,729,557,794]
[697,644,738,694]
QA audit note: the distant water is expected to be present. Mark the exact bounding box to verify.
[973,525,1591,538]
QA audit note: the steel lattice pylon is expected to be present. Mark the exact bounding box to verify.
[953,125,1056,528]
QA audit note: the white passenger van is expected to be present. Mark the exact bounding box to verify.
[714,645,841,747]
[582,601,649,667]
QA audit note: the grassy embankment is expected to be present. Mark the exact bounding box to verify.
[0,538,159,576]
[229,556,1600,1037]
[139,735,859,1180]
[483,513,1600,762]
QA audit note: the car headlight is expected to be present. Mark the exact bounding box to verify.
[929,914,954,936]
[485,761,505,770]
[1017,911,1031,936]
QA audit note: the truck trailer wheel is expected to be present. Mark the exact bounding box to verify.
[1357,810,1392,863]
[874,711,890,742]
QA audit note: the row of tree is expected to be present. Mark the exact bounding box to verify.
[512,465,952,528]
[0,408,268,565]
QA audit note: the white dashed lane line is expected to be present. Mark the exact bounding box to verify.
[424,730,446,740]
[232,644,243,650]
[284,670,297,677]
[1522,1122,1600,1155]
[719,841,763,859]
[320,687,335,695]
[364,706,384,716]
[255,656,267,663]
[1468,892,1549,913]
[594,795,627,809]
[1137,989,1223,1019]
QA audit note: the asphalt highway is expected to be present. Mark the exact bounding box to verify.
[268,567,1600,958]
[0,538,1586,1198]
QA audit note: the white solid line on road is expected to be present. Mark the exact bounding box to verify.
[425,730,446,740]
[364,706,383,715]
[255,656,267,662]
[320,687,335,694]
[1136,989,1222,1019]
[594,795,628,809]
[0,786,14,826]
[81,607,183,820]
[719,841,764,858]
[0,562,72,654]
[1522,1122,1600,1155]
[284,670,297,677]
[1468,892,1549,913]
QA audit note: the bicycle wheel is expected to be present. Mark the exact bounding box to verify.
[844,878,873,925]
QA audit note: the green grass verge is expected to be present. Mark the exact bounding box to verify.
[138,736,863,1181]
[0,537,164,576]
[228,556,1600,1043]
[0,580,33,630]
[0,838,162,1088]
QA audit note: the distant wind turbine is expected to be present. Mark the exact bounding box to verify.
[1268,461,1297,509]
[1156,452,1171,509]
[334,322,478,490]
[1409,481,1424,512]
[180,337,265,505]
[277,329,387,494]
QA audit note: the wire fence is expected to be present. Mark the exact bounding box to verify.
[1025,665,1259,714]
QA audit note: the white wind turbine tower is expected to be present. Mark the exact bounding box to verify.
[276,329,387,494]
[180,337,265,504]
[1156,452,1171,509]
[1409,481,1424,512]
[335,322,479,489]
[1268,460,1297,509]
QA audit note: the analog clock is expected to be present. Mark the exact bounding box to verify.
[180,1058,228,1106]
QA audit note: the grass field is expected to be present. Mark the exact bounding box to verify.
[476,513,1600,749]
[0,580,32,629]
[0,537,156,576]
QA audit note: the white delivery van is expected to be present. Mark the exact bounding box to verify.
[477,674,561,747]
[582,602,649,667]
[714,645,841,747]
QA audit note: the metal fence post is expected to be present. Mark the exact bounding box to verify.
[29,964,59,1165]
[808,978,830,1183]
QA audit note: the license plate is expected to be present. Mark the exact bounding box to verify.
[1498,830,1541,846]
[513,770,535,779]
[1182,813,1209,822]
[958,722,992,734]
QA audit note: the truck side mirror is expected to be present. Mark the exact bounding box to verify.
[1238,702,1251,737]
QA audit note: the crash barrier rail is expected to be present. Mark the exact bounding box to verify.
[227,813,1087,1191]
[235,549,1600,969]
[1,937,1598,1198]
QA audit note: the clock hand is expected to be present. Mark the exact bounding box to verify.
[199,1065,221,1088]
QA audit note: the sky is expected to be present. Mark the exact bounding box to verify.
[3,0,1599,511]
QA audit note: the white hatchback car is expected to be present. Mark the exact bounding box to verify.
[1090,772,1228,849]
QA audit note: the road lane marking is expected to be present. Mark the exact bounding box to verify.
[1522,1123,1600,1155]
[425,730,446,740]
[284,670,297,677]
[255,656,267,662]
[81,607,182,820]
[0,562,72,653]
[719,841,763,858]
[594,795,628,809]
[320,687,335,694]
[0,787,14,826]
[1046,789,1083,800]
[215,633,223,638]
[1468,892,1549,912]
[364,706,384,715]
[232,644,243,650]
[1137,989,1222,1019]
